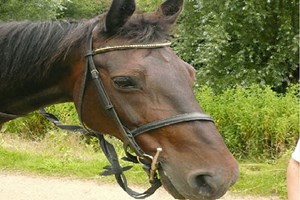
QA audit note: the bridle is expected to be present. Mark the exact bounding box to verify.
[79,34,215,198]
[83,35,214,156]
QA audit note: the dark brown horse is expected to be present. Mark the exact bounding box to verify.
[0,0,239,199]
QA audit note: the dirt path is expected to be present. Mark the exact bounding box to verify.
[0,172,280,200]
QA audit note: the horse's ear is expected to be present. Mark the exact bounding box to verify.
[104,0,136,35]
[157,0,184,24]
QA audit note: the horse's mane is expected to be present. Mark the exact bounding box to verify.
[0,19,96,85]
[0,11,172,89]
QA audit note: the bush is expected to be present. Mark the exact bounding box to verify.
[57,0,109,19]
[175,0,299,93]
[1,112,50,140]
[0,0,65,20]
[2,103,79,140]
[196,84,299,159]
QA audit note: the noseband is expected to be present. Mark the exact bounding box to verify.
[77,36,214,198]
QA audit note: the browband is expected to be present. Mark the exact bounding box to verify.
[93,42,172,55]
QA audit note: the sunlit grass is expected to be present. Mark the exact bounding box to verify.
[0,132,151,185]
[231,157,289,199]
[0,132,288,199]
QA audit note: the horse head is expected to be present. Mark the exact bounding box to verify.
[71,0,239,199]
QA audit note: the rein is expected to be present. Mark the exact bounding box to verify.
[0,112,26,119]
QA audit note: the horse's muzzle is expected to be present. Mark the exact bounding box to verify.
[159,162,239,200]
[187,171,238,199]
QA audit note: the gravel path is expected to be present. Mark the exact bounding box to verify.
[0,172,280,200]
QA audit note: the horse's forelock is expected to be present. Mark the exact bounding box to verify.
[116,13,173,43]
[96,12,174,44]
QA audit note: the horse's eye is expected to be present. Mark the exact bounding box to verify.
[112,76,139,90]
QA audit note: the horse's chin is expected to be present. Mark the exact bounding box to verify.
[158,168,185,199]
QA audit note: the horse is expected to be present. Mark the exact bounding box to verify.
[0,0,239,199]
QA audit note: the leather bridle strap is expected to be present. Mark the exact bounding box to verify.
[84,41,164,199]
[39,108,88,133]
[85,50,146,156]
[0,111,26,119]
[129,112,214,138]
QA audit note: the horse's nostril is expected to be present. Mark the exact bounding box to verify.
[195,175,208,187]
[188,174,218,197]
[195,175,215,197]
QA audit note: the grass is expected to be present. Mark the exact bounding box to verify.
[0,146,102,177]
[232,159,288,199]
[0,132,289,199]
[0,132,151,186]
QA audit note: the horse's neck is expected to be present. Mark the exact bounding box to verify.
[0,70,72,124]
[0,20,91,124]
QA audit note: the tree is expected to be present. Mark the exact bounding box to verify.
[58,0,109,19]
[0,0,158,21]
[0,0,110,20]
[175,0,299,93]
[0,0,65,20]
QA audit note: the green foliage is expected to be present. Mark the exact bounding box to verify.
[2,112,50,140]
[196,84,299,159]
[46,103,80,125]
[136,0,162,12]
[2,103,79,140]
[58,0,109,19]
[175,0,299,92]
[0,0,162,21]
[0,0,65,20]
[0,0,108,20]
